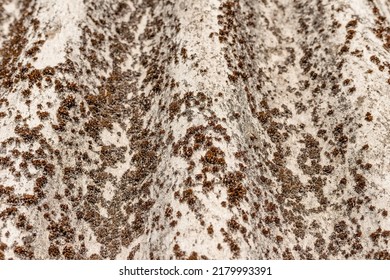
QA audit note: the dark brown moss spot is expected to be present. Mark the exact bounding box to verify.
[37,111,50,120]
[282,248,294,260]
[322,165,334,174]
[168,100,182,120]
[48,244,60,258]
[276,235,284,243]
[62,245,76,259]
[370,55,380,65]
[66,82,79,92]
[173,244,185,259]
[365,112,373,122]
[343,79,351,86]
[26,46,40,57]
[346,19,358,29]
[220,228,240,258]
[339,45,349,54]
[187,251,198,260]
[373,251,390,260]
[14,245,34,259]
[346,29,356,40]
[363,163,372,170]
[181,47,188,60]
[180,189,197,207]
[28,69,42,84]
[203,146,226,165]
[202,180,213,192]
[223,171,246,206]
[14,124,43,142]
[354,173,366,193]
[227,217,241,231]
[348,86,356,93]
[43,66,55,76]
[89,254,102,260]
[207,225,214,235]
[165,205,173,218]
[22,194,38,205]
[362,144,369,150]
[54,79,64,92]
[21,89,31,98]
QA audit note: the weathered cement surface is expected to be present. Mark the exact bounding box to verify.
[0,0,389,259]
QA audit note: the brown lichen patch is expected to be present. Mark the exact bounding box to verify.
[282,248,294,260]
[0,243,7,260]
[179,188,198,209]
[57,95,76,120]
[187,251,198,260]
[173,244,185,259]
[0,156,13,168]
[47,216,75,242]
[54,79,64,92]
[227,217,241,232]
[84,117,113,139]
[62,245,76,260]
[220,228,240,258]
[100,145,126,166]
[365,112,373,122]
[223,171,246,206]
[131,148,157,173]
[168,99,183,120]
[48,244,60,258]
[31,159,55,177]
[202,180,214,193]
[37,111,50,120]
[181,47,188,60]
[0,185,15,197]
[28,69,42,84]
[0,207,18,219]
[127,244,140,260]
[42,66,55,76]
[353,173,367,194]
[346,19,358,29]
[14,124,43,142]
[202,146,226,165]
[373,251,390,260]
[21,89,31,98]
[346,29,356,40]
[1,0,389,261]
[165,205,173,218]
[299,134,321,159]
[14,245,34,259]
[21,194,38,205]
[84,91,113,113]
[370,55,380,65]
[207,224,214,235]
[26,46,40,57]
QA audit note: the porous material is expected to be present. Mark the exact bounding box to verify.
[0,0,389,260]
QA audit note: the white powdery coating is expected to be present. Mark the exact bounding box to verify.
[33,0,86,69]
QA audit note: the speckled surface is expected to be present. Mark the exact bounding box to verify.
[0,0,389,260]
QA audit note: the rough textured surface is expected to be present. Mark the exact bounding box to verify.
[0,0,389,260]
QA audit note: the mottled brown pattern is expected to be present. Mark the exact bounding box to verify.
[0,0,389,259]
